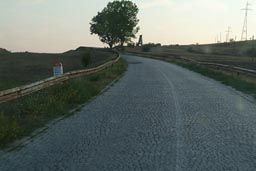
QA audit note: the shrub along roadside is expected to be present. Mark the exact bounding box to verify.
[0,58,127,148]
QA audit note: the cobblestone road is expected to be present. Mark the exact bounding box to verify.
[1,55,256,171]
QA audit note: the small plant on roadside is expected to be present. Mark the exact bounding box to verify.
[89,74,101,82]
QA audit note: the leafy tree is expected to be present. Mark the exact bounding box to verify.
[90,0,139,48]
[90,11,118,49]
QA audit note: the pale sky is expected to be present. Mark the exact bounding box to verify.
[1,0,256,53]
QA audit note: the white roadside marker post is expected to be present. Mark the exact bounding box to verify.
[53,62,63,76]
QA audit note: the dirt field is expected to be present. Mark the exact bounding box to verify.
[0,47,116,91]
[125,40,256,70]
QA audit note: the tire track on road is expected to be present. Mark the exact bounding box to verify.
[158,68,185,171]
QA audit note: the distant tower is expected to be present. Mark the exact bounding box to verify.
[241,1,252,41]
[226,26,232,42]
[215,32,221,43]
[215,35,218,43]
[137,35,143,46]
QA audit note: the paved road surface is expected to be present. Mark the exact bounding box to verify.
[1,55,256,171]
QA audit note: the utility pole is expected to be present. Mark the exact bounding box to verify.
[215,34,219,43]
[226,26,232,42]
[241,1,252,41]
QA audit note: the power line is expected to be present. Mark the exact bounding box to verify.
[241,1,252,41]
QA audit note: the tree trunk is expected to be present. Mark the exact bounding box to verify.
[121,41,124,48]
[120,41,125,51]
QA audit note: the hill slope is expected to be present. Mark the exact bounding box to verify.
[0,48,10,54]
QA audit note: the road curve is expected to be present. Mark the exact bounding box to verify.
[1,55,256,171]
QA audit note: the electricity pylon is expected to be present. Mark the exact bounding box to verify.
[241,1,252,41]
[136,35,143,46]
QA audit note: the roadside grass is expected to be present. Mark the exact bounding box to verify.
[0,58,127,148]
[125,52,256,99]
[168,59,256,97]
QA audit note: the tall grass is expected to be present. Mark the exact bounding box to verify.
[0,58,127,148]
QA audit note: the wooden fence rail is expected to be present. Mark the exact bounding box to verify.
[177,56,256,76]
[0,56,120,104]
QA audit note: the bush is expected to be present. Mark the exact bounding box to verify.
[187,47,194,53]
[142,43,161,52]
[246,47,256,62]
[89,74,100,82]
[82,50,91,67]
[127,42,135,47]
[142,45,151,52]
[246,47,256,57]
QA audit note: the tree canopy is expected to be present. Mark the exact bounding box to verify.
[90,0,139,48]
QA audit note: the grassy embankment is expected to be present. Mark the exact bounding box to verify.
[124,43,256,99]
[0,47,117,91]
[0,49,127,149]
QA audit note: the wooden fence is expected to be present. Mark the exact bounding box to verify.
[0,56,120,104]
[177,56,256,77]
